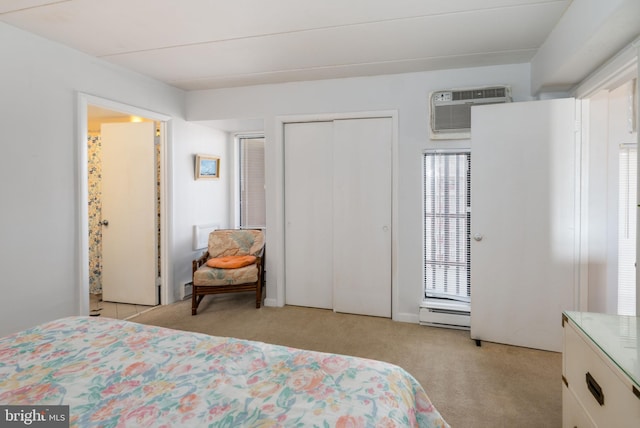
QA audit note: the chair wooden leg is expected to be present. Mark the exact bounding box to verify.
[192,289,202,315]
[255,279,263,308]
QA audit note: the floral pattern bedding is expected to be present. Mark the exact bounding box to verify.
[0,317,449,427]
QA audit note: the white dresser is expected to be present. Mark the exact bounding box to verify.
[562,311,640,427]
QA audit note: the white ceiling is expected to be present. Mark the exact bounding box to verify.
[0,0,572,91]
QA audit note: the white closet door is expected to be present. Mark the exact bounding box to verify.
[332,118,392,317]
[470,98,577,352]
[284,121,334,309]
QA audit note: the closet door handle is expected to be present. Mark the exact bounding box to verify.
[586,372,604,406]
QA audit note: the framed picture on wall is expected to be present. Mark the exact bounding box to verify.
[195,154,220,180]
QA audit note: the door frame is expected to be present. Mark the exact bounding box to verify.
[274,110,399,319]
[572,39,639,315]
[76,93,172,315]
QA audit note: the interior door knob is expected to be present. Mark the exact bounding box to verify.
[101,219,109,226]
[473,233,483,241]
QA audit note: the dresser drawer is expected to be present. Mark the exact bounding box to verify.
[563,321,640,427]
[563,382,596,428]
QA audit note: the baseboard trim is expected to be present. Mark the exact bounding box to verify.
[263,297,278,307]
[395,312,419,324]
[262,300,419,323]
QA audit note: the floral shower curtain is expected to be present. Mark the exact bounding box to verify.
[88,135,103,294]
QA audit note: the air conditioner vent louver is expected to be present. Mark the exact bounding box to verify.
[452,90,474,101]
[433,105,470,130]
[451,87,507,101]
[430,85,511,139]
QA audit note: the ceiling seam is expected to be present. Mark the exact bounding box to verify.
[168,48,538,84]
[91,2,566,58]
[0,0,72,16]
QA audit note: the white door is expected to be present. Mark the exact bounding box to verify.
[101,122,158,305]
[470,98,577,352]
[284,121,334,309]
[332,118,392,317]
[284,117,392,317]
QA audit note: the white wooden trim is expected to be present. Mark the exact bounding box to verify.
[159,120,172,306]
[578,99,590,312]
[77,95,90,315]
[80,94,171,122]
[76,93,173,314]
[637,44,640,317]
[572,36,639,99]
[233,132,266,229]
[572,39,640,316]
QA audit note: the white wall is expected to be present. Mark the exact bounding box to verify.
[187,63,533,322]
[0,22,226,335]
[171,124,230,300]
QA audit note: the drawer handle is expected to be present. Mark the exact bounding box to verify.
[586,372,604,406]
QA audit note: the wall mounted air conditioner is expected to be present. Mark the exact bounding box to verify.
[419,299,471,330]
[430,86,511,140]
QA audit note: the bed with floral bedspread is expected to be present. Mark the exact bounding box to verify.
[0,316,449,427]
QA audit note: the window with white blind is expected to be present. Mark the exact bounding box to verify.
[618,143,636,316]
[238,135,266,229]
[423,150,471,302]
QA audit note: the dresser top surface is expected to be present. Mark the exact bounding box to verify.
[564,311,639,388]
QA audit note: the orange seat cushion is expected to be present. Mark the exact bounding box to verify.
[206,255,257,269]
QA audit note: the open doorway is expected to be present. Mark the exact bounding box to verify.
[77,94,171,318]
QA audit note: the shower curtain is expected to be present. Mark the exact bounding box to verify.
[88,135,103,294]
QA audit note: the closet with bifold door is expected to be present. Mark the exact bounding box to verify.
[284,117,393,318]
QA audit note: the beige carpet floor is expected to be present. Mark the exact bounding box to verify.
[129,292,561,427]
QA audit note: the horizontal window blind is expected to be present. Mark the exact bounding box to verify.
[423,151,471,302]
[618,144,636,316]
[239,136,266,229]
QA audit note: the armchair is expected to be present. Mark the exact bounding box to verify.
[191,229,265,315]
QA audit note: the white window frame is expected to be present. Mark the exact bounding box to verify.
[236,133,266,230]
[422,149,471,303]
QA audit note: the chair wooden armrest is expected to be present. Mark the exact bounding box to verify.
[192,251,209,279]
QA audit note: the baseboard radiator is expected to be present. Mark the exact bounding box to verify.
[419,299,470,330]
